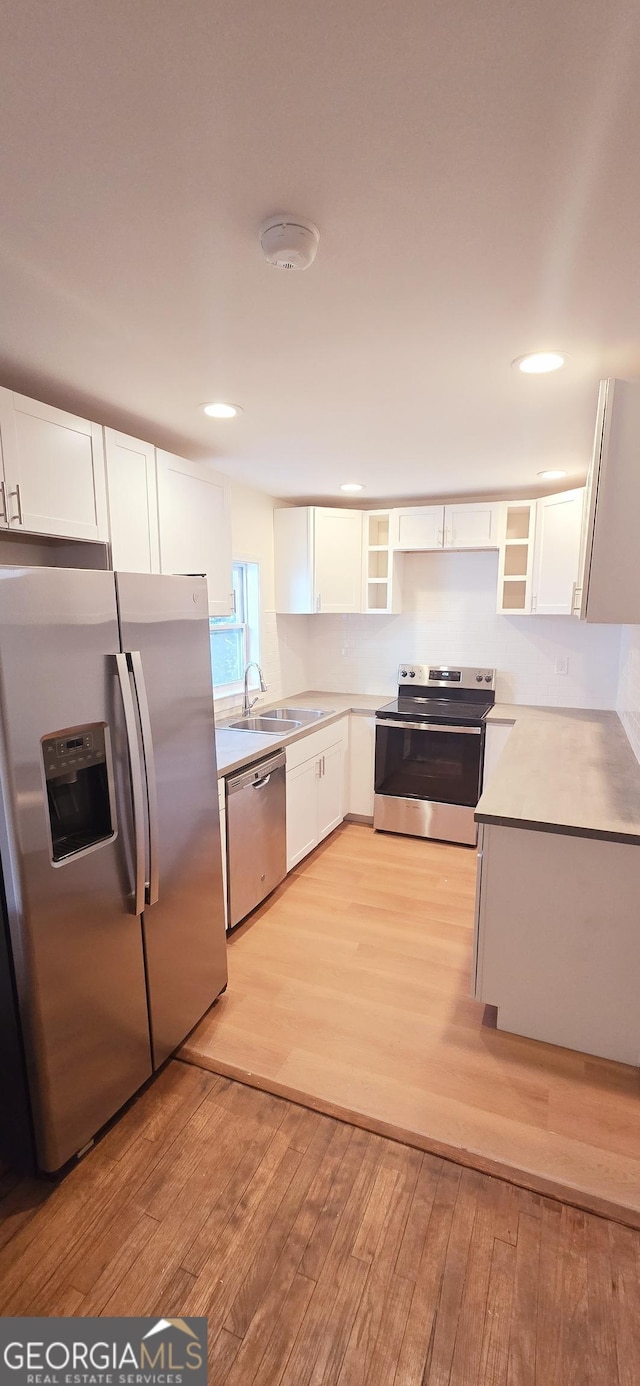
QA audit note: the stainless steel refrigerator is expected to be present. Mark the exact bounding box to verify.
[0,567,227,1174]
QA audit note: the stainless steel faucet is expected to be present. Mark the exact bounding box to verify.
[243,661,267,716]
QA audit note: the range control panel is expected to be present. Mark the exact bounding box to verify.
[42,725,107,781]
[397,664,495,690]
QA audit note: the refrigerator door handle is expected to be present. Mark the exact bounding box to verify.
[115,652,146,916]
[129,650,160,906]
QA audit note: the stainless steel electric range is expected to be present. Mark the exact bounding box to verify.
[374,663,496,846]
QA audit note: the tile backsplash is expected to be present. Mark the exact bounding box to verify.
[617,626,640,762]
[304,551,623,708]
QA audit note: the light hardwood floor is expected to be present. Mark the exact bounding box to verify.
[182,822,640,1226]
[1,1061,638,1384]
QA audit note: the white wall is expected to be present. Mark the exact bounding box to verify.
[221,480,309,707]
[305,550,623,707]
[617,626,640,761]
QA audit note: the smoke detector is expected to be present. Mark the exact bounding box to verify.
[259,215,320,270]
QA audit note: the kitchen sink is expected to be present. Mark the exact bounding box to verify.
[264,707,327,722]
[228,716,302,733]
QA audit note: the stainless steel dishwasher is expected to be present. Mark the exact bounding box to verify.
[226,749,287,928]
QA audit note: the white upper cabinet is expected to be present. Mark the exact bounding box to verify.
[104,429,160,573]
[274,507,364,613]
[576,379,640,622]
[0,390,108,541]
[156,451,232,616]
[531,489,584,616]
[444,502,499,550]
[393,505,444,551]
[392,502,499,552]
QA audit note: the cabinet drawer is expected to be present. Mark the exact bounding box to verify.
[285,716,348,771]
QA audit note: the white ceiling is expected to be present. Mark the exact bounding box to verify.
[1,0,640,501]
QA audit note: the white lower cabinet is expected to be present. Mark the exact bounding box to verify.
[285,719,348,870]
[317,741,346,838]
[347,714,376,817]
[474,823,640,1064]
[286,758,321,869]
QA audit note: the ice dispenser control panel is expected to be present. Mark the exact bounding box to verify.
[42,723,114,863]
[42,728,106,781]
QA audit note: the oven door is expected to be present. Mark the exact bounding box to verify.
[373,717,484,844]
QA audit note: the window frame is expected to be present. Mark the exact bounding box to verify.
[210,560,260,697]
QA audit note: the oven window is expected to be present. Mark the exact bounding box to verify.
[374,724,483,807]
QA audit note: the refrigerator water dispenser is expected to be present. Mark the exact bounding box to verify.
[42,724,115,863]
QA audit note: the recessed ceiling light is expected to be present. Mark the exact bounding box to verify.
[340,483,364,493]
[537,470,568,480]
[512,352,566,374]
[203,402,242,418]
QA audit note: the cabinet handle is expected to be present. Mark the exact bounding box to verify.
[438,529,444,546]
[230,590,236,616]
[531,594,537,612]
[9,483,23,526]
[572,584,582,615]
[0,481,6,523]
[316,593,321,613]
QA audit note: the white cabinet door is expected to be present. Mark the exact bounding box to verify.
[348,714,376,817]
[156,450,232,615]
[286,758,320,870]
[576,379,640,623]
[0,390,108,541]
[104,429,160,573]
[393,506,444,551]
[444,503,499,550]
[317,741,346,840]
[531,489,584,616]
[314,509,364,613]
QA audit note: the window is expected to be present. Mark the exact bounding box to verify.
[210,561,260,690]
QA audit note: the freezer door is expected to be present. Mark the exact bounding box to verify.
[0,568,152,1173]
[115,572,227,1066]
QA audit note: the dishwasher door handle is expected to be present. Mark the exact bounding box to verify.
[252,773,272,789]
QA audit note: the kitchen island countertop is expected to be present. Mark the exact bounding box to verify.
[479,704,640,845]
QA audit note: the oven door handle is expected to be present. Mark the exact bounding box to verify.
[375,718,482,735]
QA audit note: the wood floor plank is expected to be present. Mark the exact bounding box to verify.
[336,1145,423,1385]
[243,1272,316,1386]
[609,1221,640,1386]
[393,1160,463,1384]
[365,1272,416,1386]
[478,1238,517,1386]
[394,1152,443,1280]
[222,1126,353,1384]
[422,1167,482,1384]
[530,1200,563,1386]
[223,1110,336,1338]
[586,1215,619,1386]
[307,1253,370,1386]
[559,1206,589,1386]
[506,1211,540,1386]
[449,1177,502,1385]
